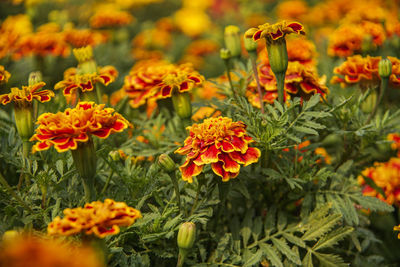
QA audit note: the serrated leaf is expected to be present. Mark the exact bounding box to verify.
[259,243,283,267]
[271,238,301,265]
[287,133,301,143]
[302,120,325,129]
[265,206,277,232]
[336,160,353,175]
[266,105,279,120]
[243,249,263,267]
[351,194,394,212]
[282,233,306,248]
[304,111,330,118]
[56,160,63,175]
[313,252,348,267]
[277,212,287,231]
[302,251,313,267]
[162,214,182,231]
[293,126,318,135]
[241,211,253,247]
[313,226,354,251]
[303,95,320,110]
[252,217,262,242]
[302,214,342,241]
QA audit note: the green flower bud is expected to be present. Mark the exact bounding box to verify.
[172,92,192,119]
[378,58,392,78]
[177,222,196,250]
[244,35,258,53]
[14,106,34,142]
[158,153,176,172]
[28,71,42,86]
[220,48,231,60]
[224,25,241,58]
[109,150,121,161]
[266,38,288,75]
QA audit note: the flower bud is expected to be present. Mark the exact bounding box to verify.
[378,58,392,79]
[266,38,288,75]
[224,25,241,58]
[244,36,258,53]
[220,48,231,61]
[172,92,192,119]
[177,222,196,250]
[158,153,176,172]
[109,150,121,161]
[73,46,97,74]
[28,71,42,86]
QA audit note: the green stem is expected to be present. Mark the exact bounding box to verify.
[250,57,264,113]
[223,60,238,101]
[189,180,202,216]
[169,172,182,213]
[0,172,33,213]
[176,249,188,267]
[366,78,388,124]
[275,72,286,105]
[100,171,114,196]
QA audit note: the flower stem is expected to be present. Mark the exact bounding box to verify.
[100,170,114,196]
[275,72,286,105]
[250,57,264,113]
[366,78,388,124]
[189,180,202,216]
[0,172,33,213]
[176,249,188,267]
[169,172,182,213]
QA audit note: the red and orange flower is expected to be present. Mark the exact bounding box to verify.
[358,157,400,206]
[54,66,118,98]
[388,133,400,157]
[245,21,305,43]
[175,117,261,182]
[30,102,130,153]
[0,82,53,107]
[90,5,134,28]
[0,65,11,84]
[63,27,108,48]
[247,61,329,107]
[47,199,141,238]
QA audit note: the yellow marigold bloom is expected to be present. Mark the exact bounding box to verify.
[90,5,134,28]
[0,235,104,267]
[247,61,329,106]
[389,56,400,87]
[47,199,141,238]
[174,8,211,38]
[13,23,69,60]
[111,0,163,9]
[315,147,332,164]
[0,82,53,106]
[328,22,385,57]
[175,117,261,182]
[388,133,400,157]
[358,158,400,206]
[63,27,108,48]
[123,60,203,117]
[0,66,11,84]
[30,102,130,153]
[245,21,305,43]
[192,106,221,122]
[180,39,219,69]
[54,66,118,98]
[0,14,32,59]
[276,0,308,21]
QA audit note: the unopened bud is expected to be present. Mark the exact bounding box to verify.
[28,71,42,86]
[220,48,231,61]
[177,222,196,250]
[158,154,176,172]
[73,46,93,64]
[267,39,288,75]
[378,58,392,78]
[109,150,120,161]
[244,36,258,53]
[224,25,241,58]
[172,92,192,119]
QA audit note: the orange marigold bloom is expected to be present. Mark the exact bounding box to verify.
[54,66,118,98]
[276,0,308,21]
[389,56,400,87]
[0,235,104,267]
[246,21,305,43]
[328,22,385,57]
[174,8,212,38]
[30,102,130,153]
[90,6,134,28]
[0,82,53,106]
[123,60,203,116]
[63,27,108,48]
[47,199,141,238]
[388,133,400,157]
[0,65,11,84]
[0,14,32,59]
[175,117,261,182]
[247,61,329,107]
[358,157,400,206]
[13,23,69,60]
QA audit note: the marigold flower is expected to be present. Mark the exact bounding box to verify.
[247,61,329,106]
[0,66,11,84]
[174,8,211,37]
[388,133,400,157]
[48,199,141,238]
[63,27,108,48]
[0,82,53,106]
[30,102,130,153]
[245,21,305,44]
[328,22,385,57]
[276,0,308,21]
[0,235,104,267]
[0,14,32,59]
[54,66,118,99]
[358,157,400,206]
[389,56,400,87]
[90,5,135,28]
[175,117,261,182]
[13,23,70,60]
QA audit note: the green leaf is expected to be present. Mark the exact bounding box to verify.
[282,233,306,248]
[302,214,342,241]
[271,237,301,265]
[293,126,318,135]
[303,95,320,110]
[351,194,394,212]
[302,251,314,267]
[162,214,182,231]
[241,211,253,247]
[277,212,287,231]
[313,226,354,251]
[252,216,262,242]
[243,249,263,267]
[313,252,348,267]
[56,160,63,175]
[259,243,283,267]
